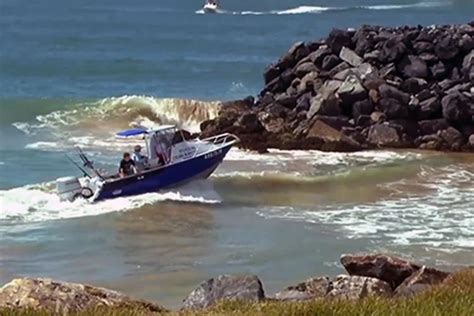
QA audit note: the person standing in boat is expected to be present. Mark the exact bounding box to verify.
[119,152,137,177]
[132,145,148,170]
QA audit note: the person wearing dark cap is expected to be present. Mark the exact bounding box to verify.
[119,152,137,177]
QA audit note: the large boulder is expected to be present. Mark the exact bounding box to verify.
[441,92,472,123]
[307,80,343,118]
[417,96,441,120]
[378,36,407,63]
[271,277,332,301]
[395,266,450,297]
[327,275,393,300]
[182,275,265,310]
[340,254,421,289]
[295,62,318,78]
[337,75,368,106]
[234,112,264,133]
[0,278,167,314]
[306,120,361,151]
[327,29,353,54]
[378,98,408,119]
[339,46,363,67]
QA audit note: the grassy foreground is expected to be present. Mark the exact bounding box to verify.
[2,269,473,316]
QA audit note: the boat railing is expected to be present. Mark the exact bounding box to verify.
[192,133,240,157]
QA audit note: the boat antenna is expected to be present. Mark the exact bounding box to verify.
[65,154,91,178]
[74,146,105,180]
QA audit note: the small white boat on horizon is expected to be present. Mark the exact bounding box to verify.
[202,0,219,13]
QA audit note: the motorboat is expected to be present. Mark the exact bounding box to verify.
[56,125,238,202]
[202,0,219,13]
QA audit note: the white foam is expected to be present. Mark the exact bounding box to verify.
[222,2,446,16]
[256,165,474,249]
[0,183,220,223]
[25,141,61,151]
[0,162,4,165]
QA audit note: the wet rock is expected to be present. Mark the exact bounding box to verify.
[276,94,298,109]
[367,123,403,147]
[442,92,472,123]
[0,278,167,314]
[438,127,464,150]
[395,266,450,297]
[257,112,285,134]
[306,120,361,151]
[234,113,264,133]
[272,277,332,301]
[182,275,265,310]
[339,46,363,67]
[370,111,386,123]
[341,254,421,289]
[327,275,393,300]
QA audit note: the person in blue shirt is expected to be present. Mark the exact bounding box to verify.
[132,145,148,170]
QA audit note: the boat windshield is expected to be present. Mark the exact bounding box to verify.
[146,127,185,164]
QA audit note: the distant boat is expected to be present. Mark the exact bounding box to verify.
[202,0,219,13]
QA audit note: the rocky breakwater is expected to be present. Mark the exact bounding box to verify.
[201,22,474,152]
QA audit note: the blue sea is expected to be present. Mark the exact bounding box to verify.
[1,0,473,308]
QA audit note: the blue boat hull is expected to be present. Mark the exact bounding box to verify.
[95,145,232,201]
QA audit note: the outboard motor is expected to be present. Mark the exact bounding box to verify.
[56,177,92,201]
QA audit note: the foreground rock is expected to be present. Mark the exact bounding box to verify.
[182,274,265,310]
[327,275,393,299]
[271,277,332,301]
[395,266,450,297]
[0,278,167,314]
[340,254,421,289]
[201,22,474,152]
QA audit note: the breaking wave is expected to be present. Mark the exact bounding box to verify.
[13,95,220,137]
[0,182,220,223]
[203,2,447,16]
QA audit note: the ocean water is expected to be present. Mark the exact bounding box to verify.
[1,0,474,308]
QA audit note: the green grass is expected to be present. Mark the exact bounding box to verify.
[2,268,473,316]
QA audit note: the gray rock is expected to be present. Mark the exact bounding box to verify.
[418,119,450,135]
[367,123,403,147]
[442,92,472,123]
[327,275,393,300]
[322,54,341,71]
[182,275,265,310]
[272,277,332,301]
[438,127,464,149]
[340,253,420,289]
[339,46,363,67]
[307,80,343,118]
[338,75,367,106]
[0,278,167,314]
[295,62,318,78]
[395,266,450,297]
[417,96,441,120]
[378,84,410,105]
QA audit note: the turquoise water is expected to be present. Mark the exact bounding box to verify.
[1,0,474,308]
